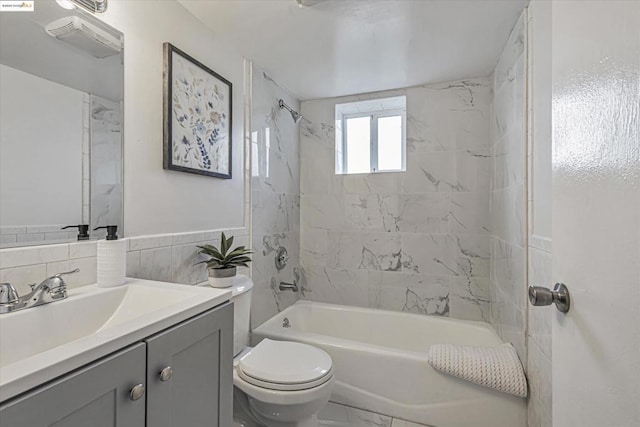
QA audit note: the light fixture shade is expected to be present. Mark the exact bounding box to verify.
[65,0,108,13]
[45,16,122,58]
[56,0,76,10]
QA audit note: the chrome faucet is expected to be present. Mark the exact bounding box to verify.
[0,269,79,314]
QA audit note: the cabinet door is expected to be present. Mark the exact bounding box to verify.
[145,303,233,427]
[0,343,146,427]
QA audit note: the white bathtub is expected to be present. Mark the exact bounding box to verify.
[252,301,526,427]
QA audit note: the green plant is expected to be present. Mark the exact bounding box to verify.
[196,232,252,270]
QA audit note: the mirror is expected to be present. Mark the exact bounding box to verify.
[0,1,123,248]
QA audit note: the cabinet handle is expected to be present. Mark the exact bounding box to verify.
[129,384,145,401]
[159,366,173,382]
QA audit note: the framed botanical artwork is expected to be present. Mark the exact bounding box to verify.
[163,43,232,179]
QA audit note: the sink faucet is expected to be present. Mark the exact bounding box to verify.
[0,269,79,314]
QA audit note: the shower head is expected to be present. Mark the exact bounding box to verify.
[279,99,303,123]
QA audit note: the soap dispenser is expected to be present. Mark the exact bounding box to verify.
[61,224,90,241]
[94,225,126,287]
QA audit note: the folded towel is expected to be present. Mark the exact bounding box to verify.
[428,343,527,397]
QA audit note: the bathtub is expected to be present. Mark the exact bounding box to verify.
[252,301,526,427]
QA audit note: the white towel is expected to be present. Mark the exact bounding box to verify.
[428,343,527,397]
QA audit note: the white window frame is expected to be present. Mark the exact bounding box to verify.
[341,108,406,174]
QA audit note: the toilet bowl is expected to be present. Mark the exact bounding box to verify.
[229,276,334,426]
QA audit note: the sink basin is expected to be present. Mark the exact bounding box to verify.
[0,279,231,402]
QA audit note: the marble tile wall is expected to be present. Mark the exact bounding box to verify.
[90,95,123,236]
[0,227,249,297]
[250,66,301,328]
[299,78,492,322]
[489,11,528,364]
[82,94,91,224]
[526,240,552,427]
[525,2,552,425]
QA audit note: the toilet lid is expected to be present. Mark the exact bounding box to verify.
[238,339,333,390]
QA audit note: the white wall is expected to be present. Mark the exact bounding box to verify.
[0,64,83,226]
[96,1,247,236]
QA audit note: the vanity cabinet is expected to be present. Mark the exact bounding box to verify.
[146,302,233,427]
[0,303,233,427]
[0,343,146,427]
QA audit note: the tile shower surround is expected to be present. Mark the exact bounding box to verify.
[90,95,123,234]
[489,11,528,365]
[526,240,552,427]
[250,67,302,329]
[300,77,492,322]
[0,228,249,298]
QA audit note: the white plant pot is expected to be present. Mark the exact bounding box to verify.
[208,266,237,288]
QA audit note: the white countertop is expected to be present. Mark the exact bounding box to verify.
[0,278,231,402]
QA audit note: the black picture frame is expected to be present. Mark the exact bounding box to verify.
[163,42,232,179]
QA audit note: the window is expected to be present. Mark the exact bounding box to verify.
[335,96,406,175]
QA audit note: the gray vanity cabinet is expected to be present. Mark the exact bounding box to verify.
[0,303,233,427]
[145,303,233,427]
[0,343,147,427]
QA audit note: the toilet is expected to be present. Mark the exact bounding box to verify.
[230,275,334,427]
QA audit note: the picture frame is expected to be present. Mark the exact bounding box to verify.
[163,42,232,179]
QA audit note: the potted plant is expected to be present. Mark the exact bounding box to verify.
[197,232,252,288]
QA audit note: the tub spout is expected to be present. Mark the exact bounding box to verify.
[279,282,299,292]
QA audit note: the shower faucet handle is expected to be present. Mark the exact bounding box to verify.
[275,246,288,270]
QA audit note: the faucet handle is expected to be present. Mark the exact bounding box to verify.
[0,283,19,305]
[53,268,80,279]
[38,269,80,291]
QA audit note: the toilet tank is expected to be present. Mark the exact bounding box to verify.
[229,275,253,356]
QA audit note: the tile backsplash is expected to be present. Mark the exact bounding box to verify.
[0,227,249,297]
[0,225,78,247]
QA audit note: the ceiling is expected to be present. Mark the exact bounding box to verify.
[179,0,528,100]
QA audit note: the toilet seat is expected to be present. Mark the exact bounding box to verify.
[238,366,333,391]
[237,339,333,391]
